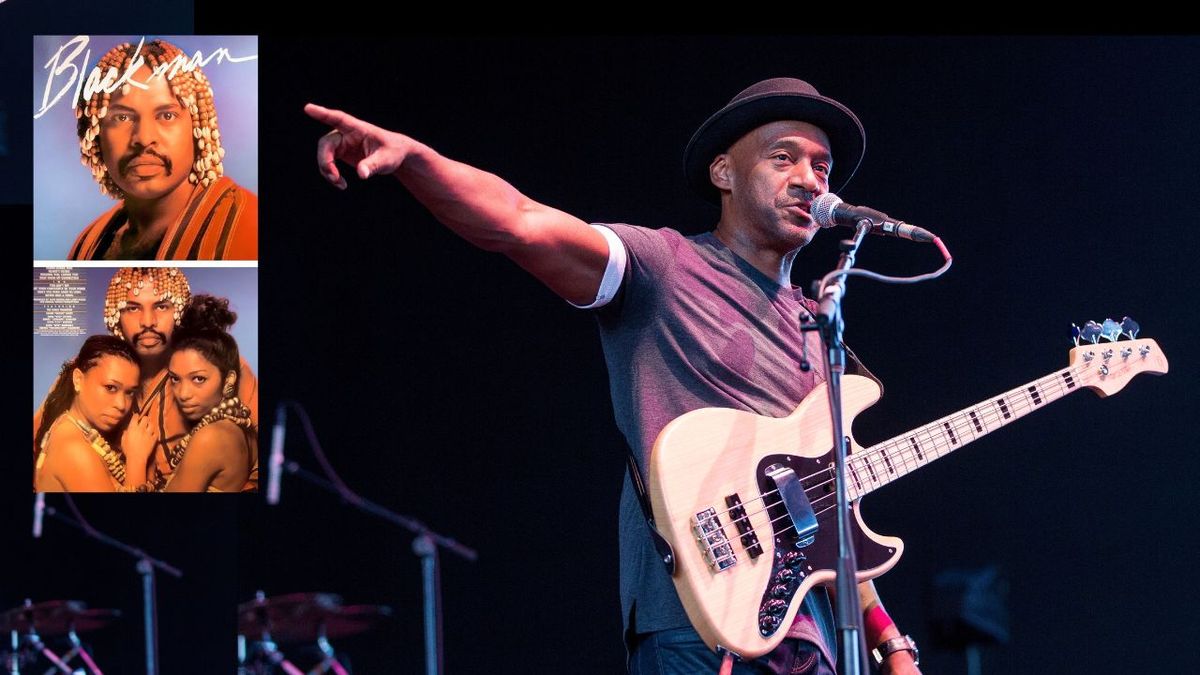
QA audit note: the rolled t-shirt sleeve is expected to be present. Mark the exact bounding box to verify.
[578,222,677,318]
[566,224,629,309]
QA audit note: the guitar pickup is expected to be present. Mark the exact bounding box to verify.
[766,464,819,547]
[725,493,763,559]
[693,507,737,572]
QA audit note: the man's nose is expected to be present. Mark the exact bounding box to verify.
[130,119,159,148]
[787,162,820,194]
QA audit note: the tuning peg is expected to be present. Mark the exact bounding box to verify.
[1080,321,1103,344]
[1120,316,1140,339]
[1101,319,1122,342]
[1071,323,1082,347]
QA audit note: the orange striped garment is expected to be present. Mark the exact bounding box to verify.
[68,176,257,260]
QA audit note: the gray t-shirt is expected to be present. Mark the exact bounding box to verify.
[595,223,870,656]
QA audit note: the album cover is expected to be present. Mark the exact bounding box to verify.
[33,266,259,492]
[33,35,258,260]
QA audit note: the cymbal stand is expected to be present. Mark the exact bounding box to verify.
[305,634,349,675]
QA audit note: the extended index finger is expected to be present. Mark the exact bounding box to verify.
[304,103,366,133]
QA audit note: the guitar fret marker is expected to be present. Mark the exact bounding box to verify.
[968,411,983,433]
[882,452,895,474]
[998,398,1011,419]
[849,465,863,493]
[943,422,958,445]
[909,437,922,460]
[1062,372,1076,389]
[1028,385,1042,405]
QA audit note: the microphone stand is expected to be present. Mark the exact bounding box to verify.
[809,220,873,675]
[36,496,183,675]
[282,461,477,675]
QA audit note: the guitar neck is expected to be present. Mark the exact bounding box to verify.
[847,364,1088,499]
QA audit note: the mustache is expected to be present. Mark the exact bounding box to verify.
[119,149,173,176]
[133,328,167,343]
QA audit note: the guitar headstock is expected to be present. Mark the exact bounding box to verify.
[1069,316,1168,398]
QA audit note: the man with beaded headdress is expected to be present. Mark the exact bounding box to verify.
[34,267,259,480]
[67,38,257,260]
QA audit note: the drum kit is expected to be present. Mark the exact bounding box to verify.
[2,594,389,675]
[2,599,119,674]
[237,591,392,674]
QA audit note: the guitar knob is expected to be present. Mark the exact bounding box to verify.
[777,568,796,583]
[771,584,791,599]
[783,551,806,568]
[766,599,788,615]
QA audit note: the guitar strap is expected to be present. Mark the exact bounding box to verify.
[624,444,677,575]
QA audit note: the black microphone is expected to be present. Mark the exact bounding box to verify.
[33,492,45,538]
[267,403,286,505]
[810,193,936,243]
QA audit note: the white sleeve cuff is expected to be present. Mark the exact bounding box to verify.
[568,224,627,309]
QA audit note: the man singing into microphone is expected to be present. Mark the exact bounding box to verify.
[306,78,921,674]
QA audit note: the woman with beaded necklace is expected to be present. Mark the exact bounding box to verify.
[159,294,257,492]
[34,335,157,492]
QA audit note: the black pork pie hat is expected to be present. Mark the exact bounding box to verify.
[683,77,866,204]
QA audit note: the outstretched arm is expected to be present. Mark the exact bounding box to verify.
[305,104,611,307]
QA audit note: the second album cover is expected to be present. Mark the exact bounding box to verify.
[33,266,259,493]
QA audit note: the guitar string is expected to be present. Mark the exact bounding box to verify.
[693,391,1044,530]
[698,362,1139,563]
[700,406,1013,566]
[692,365,1095,533]
[705,424,963,552]
[697,398,1032,537]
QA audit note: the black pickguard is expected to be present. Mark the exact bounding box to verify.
[752,451,896,638]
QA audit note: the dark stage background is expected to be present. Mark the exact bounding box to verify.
[6,34,1200,674]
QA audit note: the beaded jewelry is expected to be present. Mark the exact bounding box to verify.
[76,39,226,199]
[156,395,254,491]
[64,413,127,484]
[103,267,191,335]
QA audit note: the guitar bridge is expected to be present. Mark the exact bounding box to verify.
[693,508,737,572]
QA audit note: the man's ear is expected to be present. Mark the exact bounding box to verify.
[709,154,733,192]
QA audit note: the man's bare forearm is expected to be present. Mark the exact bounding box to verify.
[394,143,535,254]
[308,103,607,305]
